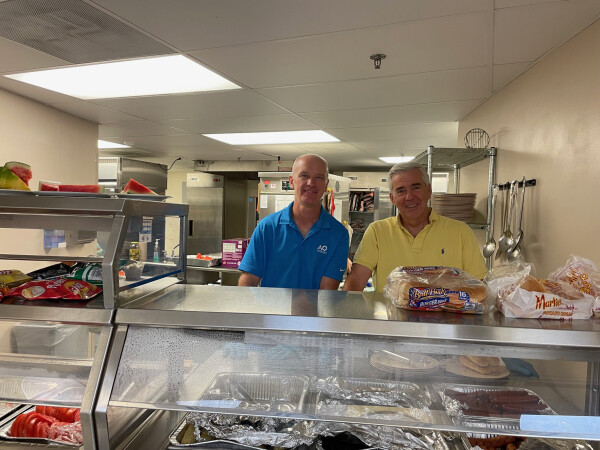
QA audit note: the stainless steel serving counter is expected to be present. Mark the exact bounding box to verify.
[115,285,600,351]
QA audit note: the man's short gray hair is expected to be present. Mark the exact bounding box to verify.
[292,154,329,178]
[388,161,429,190]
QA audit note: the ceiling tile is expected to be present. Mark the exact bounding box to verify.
[329,122,459,142]
[51,100,139,123]
[112,133,220,150]
[92,90,289,122]
[91,0,485,50]
[189,12,488,88]
[163,114,315,134]
[99,120,186,138]
[258,67,489,112]
[299,100,484,129]
[0,36,69,74]
[494,0,600,64]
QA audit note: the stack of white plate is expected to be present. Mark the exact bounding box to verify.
[431,193,476,222]
[370,351,439,376]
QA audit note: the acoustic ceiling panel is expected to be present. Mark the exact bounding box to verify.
[0,0,173,64]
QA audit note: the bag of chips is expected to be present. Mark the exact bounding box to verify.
[0,270,32,295]
[7,278,102,301]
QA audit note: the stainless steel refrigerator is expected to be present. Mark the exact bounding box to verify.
[184,172,258,255]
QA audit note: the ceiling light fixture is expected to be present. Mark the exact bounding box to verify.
[379,156,414,164]
[203,130,339,145]
[5,55,241,99]
[370,53,386,69]
[98,140,130,149]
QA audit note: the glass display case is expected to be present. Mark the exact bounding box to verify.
[97,285,600,449]
[0,193,188,449]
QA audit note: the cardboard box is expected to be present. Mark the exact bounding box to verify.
[222,238,250,268]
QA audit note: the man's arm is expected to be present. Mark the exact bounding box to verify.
[238,271,261,287]
[343,263,372,291]
[319,275,341,290]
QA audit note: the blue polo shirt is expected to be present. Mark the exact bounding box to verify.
[239,203,349,289]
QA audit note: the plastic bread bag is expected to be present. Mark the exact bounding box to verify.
[548,254,600,316]
[485,262,593,319]
[383,266,491,314]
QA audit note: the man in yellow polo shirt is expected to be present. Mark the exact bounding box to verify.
[343,162,486,292]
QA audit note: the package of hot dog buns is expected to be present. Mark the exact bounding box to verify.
[549,254,600,317]
[383,266,491,314]
[485,262,595,319]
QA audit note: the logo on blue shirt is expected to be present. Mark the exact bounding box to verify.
[317,244,328,254]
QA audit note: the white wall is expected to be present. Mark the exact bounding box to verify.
[0,88,98,272]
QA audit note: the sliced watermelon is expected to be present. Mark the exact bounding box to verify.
[58,184,104,193]
[0,166,30,190]
[4,162,32,187]
[121,178,157,195]
[39,181,61,191]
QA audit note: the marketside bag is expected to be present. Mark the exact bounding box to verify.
[485,262,594,320]
[384,266,491,314]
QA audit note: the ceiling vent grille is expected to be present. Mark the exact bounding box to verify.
[0,0,174,63]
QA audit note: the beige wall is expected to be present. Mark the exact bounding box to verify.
[458,19,600,279]
[457,20,600,411]
[0,88,98,272]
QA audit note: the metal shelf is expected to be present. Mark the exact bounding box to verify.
[413,147,492,170]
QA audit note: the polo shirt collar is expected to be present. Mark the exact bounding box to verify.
[396,208,438,232]
[280,202,331,229]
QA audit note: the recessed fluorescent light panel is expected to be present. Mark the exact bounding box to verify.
[5,55,240,99]
[379,156,414,163]
[203,130,339,145]
[98,140,130,149]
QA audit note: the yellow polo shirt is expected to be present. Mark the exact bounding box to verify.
[353,210,487,292]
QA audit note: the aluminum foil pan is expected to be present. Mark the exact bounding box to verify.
[435,383,555,421]
[0,402,22,422]
[200,373,309,413]
[313,377,433,423]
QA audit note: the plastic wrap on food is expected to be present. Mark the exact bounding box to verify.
[548,254,600,317]
[485,262,594,319]
[48,421,83,445]
[187,413,315,448]
[384,266,491,314]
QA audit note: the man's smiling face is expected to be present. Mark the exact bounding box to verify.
[290,156,329,208]
[389,168,432,223]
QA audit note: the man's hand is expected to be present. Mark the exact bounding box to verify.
[343,263,372,291]
[238,272,261,287]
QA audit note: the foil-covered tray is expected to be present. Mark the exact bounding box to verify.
[199,373,309,413]
[313,377,434,423]
[435,384,556,421]
[187,254,222,267]
[168,418,264,449]
[0,406,80,447]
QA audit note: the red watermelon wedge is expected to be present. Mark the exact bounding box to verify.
[58,184,104,193]
[121,179,157,195]
[39,181,60,191]
[4,162,32,187]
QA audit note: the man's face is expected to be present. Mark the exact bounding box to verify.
[290,156,329,208]
[389,168,432,223]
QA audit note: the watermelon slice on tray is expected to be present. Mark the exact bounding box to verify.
[121,178,157,195]
[39,181,61,191]
[0,166,30,190]
[58,184,104,193]
[4,162,32,187]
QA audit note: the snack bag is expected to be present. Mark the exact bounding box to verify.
[485,262,593,319]
[6,278,102,301]
[0,270,32,295]
[384,266,490,314]
[66,263,103,285]
[549,254,600,316]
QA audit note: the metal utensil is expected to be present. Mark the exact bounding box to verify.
[482,186,498,258]
[495,181,517,260]
[508,177,527,261]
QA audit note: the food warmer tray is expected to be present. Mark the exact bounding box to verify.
[0,406,79,447]
[167,418,266,449]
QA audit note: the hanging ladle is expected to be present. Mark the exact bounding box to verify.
[482,186,498,258]
[508,177,527,260]
[496,180,517,260]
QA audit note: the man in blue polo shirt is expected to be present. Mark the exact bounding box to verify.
[238,154,349,290]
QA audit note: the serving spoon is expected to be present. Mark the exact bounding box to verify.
[495,181,517,260]
[482,186,498,259]
[508,177,527,261]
